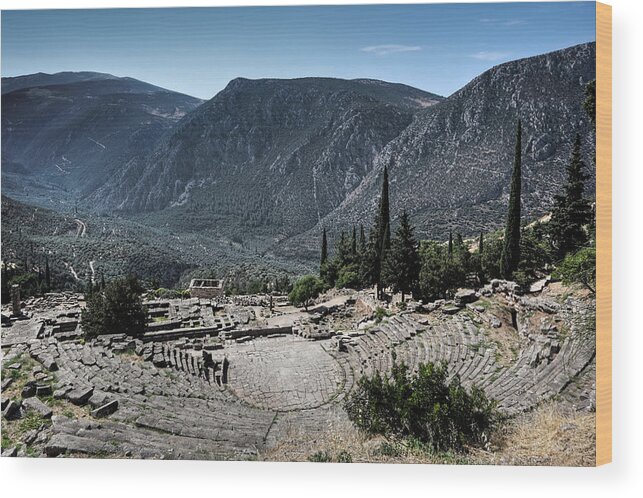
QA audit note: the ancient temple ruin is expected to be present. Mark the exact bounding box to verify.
[188,279,224,299]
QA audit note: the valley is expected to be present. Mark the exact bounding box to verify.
[1,43,596,287]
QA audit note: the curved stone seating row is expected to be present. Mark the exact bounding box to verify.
[24,337,275,459]
[338,307,595,416]
[137,341,229,386]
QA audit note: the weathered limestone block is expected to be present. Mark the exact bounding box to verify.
[23,396,53,418]
[66,386,94,406]
[454,288,478,306]
[45,433,107,457]
[35,384,53,397]
[2,400,21,420]
[21,381,37,398]
[53,386,73,400]
[442,305,461,315]
[42,356,59,372]
[91,400,119,418]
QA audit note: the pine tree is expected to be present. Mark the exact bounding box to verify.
[320,228,328,275]
[500,120,522,279]
[583,80,596,130]
[548,134,592,258]
[382,211,420,302]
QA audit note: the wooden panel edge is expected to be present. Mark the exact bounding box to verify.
[595,1,612,467]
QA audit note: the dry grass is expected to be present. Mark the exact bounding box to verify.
[261,401,595,466]
[471,403,596,466]
[260,415,472,465]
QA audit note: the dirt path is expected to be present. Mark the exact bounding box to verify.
[73,219,86,238]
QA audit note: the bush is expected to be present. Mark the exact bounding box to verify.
[554,247,596,293]
[344,360,497,452]
[308,451,332,463]
[149,288,184,300]
[336,266,360,289]
[288,275,324,311]
[336,450,353,463]
[374,306,390,323]
[82,276,146,338]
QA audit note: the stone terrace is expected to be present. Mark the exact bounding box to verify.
[2,283,596,459]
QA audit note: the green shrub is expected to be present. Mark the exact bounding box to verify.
[336,450,353,463]
[344,360,497,452]
[554,247,596,293]
[82,275,146,338]
[336,266,360,289]
[374,306,390,323]
[308,451,332,463]
[288,275,324,311]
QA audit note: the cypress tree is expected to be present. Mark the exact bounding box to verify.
[548,134,592,258]
[500,120,523,279]
[448,231,453,257]
[359,227,378,287]
[371,166,391,299]
[382,210,420,302]
[359,224,366,254]
[351,226,357,257]
[478,231,484,254]
[1,263,8,303]
[320,228,328,272]
[455,233,465,254]
[335,231,352,268]
[45,256,51,291]
[378,166,391,250]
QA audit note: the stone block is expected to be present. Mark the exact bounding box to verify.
[23,396,53,418]
[66,386,94,406]
[2,400,21,420]
[21,381,37,399]
[36,384,53,397]
[91,400,119,418]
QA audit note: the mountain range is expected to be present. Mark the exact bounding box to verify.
[1,42,596,281]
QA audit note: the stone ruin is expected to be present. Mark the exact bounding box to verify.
[188,278,224,299]
[1,280,596,459]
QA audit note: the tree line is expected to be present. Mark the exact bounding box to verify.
[303,80,596,303]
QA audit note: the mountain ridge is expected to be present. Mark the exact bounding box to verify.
[1,42,596,269]
[1,75,204,210]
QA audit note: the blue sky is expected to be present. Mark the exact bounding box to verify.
[1,3,596,100]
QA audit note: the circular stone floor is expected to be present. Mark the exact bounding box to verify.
[225,336,345,411]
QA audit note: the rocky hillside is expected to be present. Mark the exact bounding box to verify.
[1,43,596,267]
[84,77,443,238]
[1,73,203,209]
[280,42,596,259]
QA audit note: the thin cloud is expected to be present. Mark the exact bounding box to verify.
[479,18,526,26]
[360,44,422,56]
[470,51,511,61]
